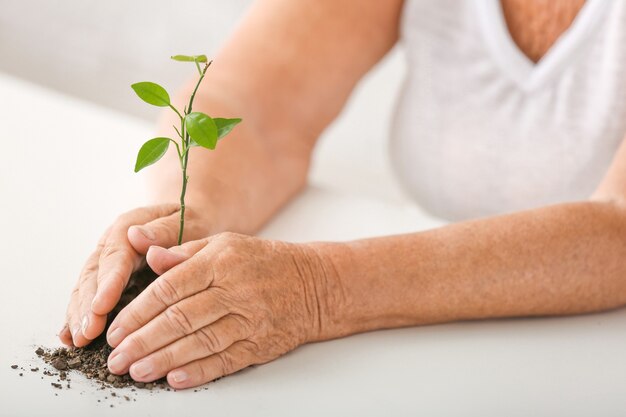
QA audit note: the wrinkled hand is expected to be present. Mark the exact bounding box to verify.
[60,204,213,347]
[104,232,333,389]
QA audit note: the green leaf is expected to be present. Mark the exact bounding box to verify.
[185,112,218,149]
[134,137,170,172]
[185,117,241,149]
[131,82,170,107]
[170,54,208,63]
[214,118,242,139]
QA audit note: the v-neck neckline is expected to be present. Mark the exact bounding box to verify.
[475,0,609,92]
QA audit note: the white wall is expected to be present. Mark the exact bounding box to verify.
[0,0,251,119]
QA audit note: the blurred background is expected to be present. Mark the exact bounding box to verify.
[0,0,410,204]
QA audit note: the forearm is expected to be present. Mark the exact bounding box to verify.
[144,0,403,236]
[313,200,626,341]
[148,79,311,235]
[144,0,404,235]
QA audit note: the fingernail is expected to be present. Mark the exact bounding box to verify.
[71,324,80,339]
[58,324,67,335]
[108,352,129,374]
[91,293,102,312]
[170,370,188,383]
[107,327,126,347]
[81,315,89,334]
[91,281,112,313]
[131,361,153,378]
[134,226,156,241]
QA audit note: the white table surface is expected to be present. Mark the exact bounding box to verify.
[1,73,626,416]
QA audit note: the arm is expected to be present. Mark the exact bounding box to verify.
[105,155,626,388]
[313,136,626,340]
[102,139,626,389]
[146,0,404,236]
[61,0,403,347]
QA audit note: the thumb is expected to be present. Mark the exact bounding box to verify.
[128,211,181,255]
[146,239,209,275]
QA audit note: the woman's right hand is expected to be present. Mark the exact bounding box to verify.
[59,203,213,347]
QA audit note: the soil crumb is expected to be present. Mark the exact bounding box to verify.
[30,269,170,394]
[37,341,168,390]
[10,268,213,403]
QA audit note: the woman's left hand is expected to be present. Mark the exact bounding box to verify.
[104,232,338,389]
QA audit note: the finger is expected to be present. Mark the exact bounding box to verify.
[77,252,107,342]
[127,314,248,381]
[79,312,107,343]
[127,211,180,255]
[63,231,107,345]
[66,285,91,347]
[107,290,229,374]
[167,340,256,389]
[106,238,214,347]
[91,205,179,316]
[62,285,78,347]
[128,207,212,255]
[171,238,216,257]
[145,239,209,275]
[145,246,190,276]
[91,241,139,315]
[58,325,73,347]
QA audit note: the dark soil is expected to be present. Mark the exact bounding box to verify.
[36,268,170,390]
[9,267,213,404]
[8,268,210,401]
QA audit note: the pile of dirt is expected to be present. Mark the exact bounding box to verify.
[23,268,180,393]
[8,267,215,407]
[36,336,168,391]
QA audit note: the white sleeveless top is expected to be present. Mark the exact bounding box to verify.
[390,0,626,221]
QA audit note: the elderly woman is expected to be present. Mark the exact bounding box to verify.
[60,0,626,389]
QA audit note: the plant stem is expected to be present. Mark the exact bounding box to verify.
[168,104,184,122]
[177,61,212,246]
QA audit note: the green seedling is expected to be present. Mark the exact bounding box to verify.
[132,54,241,245]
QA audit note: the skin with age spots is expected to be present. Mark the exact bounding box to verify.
[60,0,626,389]
[106,233,335,388]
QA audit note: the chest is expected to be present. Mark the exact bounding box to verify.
[500,0,586,63]
[392,0,626,220]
